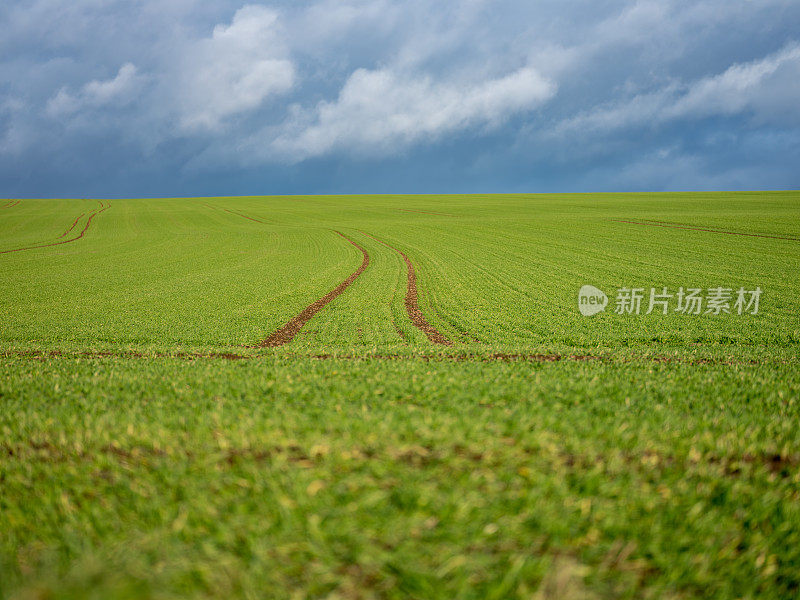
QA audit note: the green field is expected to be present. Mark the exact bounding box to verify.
[1,193,799,599]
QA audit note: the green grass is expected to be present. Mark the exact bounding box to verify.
[1,192,799,599]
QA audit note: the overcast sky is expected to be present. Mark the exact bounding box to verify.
[2,0,799,197]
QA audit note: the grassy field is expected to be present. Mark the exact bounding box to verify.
[1,192,799,599]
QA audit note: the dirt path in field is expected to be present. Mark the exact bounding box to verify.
[2,200,21,208]
[0,202,110,255]
[612,219,800,242]
[257,231,370,347]
[361,232,453,346]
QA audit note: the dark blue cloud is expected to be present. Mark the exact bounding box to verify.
[1,0,799,197]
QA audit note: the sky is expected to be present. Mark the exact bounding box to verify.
[1,0,799,198]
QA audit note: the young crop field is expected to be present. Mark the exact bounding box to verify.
[1,192,799,599]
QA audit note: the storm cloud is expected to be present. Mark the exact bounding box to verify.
[1,0,799,196]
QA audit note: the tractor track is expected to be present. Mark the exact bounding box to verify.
[257,231,370,347]
[222,207,268,223]
[360,231,453,346]
[59,212,86,238]
[0,202,110,255]
[611,219,800,242]
[203,203,268,224]
[2,200,21,208]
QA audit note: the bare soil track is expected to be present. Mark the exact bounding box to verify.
[257,231,370,347]
[0,202,110,255]
[361,232,453,346]
[59,212,86,238]
[222,207,268,223]
[203,203,268,224]
[612,219,800,242]
[2,200,21,208]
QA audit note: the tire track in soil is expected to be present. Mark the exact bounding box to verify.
[257,231,370,347]
[639,218,800,240]
[59,212,86,238]
[0,202,110,255]
[1,200,21,209]
[203,203,268,224]
[611,219,800,242]
[222,208,267,223]
[360,231,453,346]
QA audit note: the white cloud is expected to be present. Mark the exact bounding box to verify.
[552,42,800,136]
[176,5,295,131]
[270,65,556,161]
[666,43,800,122]
[46,62,141,117]
[83,63,139,104]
